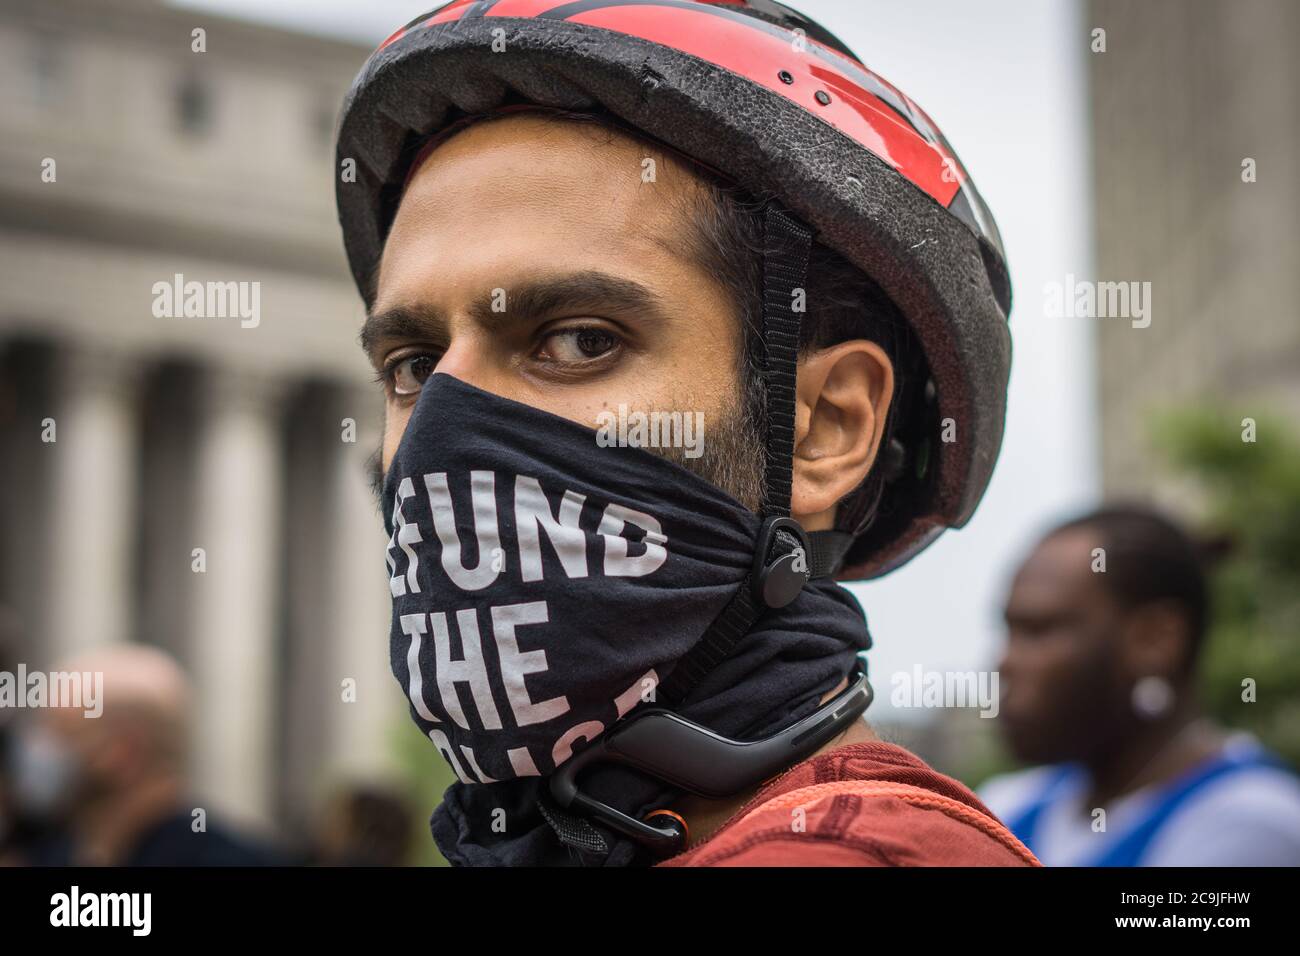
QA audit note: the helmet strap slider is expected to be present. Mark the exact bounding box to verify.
[752,516,812,609]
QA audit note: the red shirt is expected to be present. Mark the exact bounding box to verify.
[656,741,1041,867]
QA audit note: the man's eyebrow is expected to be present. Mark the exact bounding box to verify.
[359,271,669,360]
[358,303,445,359]
[466,271,669,327]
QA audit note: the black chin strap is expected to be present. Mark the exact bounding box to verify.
[807,527,854,580]
[655,205,820,709]
[758,204,811,522]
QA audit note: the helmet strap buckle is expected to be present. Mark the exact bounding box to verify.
[752,516,811,609]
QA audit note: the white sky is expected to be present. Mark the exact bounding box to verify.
[170,0,1101,721]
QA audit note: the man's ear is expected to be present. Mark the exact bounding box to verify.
[790,340,894,529]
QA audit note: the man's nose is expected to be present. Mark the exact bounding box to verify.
[433,338,487,390]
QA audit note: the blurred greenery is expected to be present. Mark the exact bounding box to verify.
[952,721,1019,793]
[1154,408,1300,768]
[391,715,457,866]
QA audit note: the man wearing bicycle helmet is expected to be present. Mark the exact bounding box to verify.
[336,0,1032,866]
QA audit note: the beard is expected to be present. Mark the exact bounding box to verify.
[643,399,766,514]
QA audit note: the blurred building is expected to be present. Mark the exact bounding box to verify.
[0,0,399,834]
[1089,0,1300,494]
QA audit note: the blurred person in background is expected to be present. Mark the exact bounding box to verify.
[980,504,1300,866]
[312,784,416,867]
[5,643,284,866]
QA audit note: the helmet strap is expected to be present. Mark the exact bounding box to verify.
[757,203,811,521]
[540,205,859,860]
[653,203,831,709]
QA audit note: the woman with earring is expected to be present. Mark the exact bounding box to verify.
[979,505,1300,866]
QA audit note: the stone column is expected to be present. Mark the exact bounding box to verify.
[323,385,399,783]
[45,347,140,661]
[189,366,284,827]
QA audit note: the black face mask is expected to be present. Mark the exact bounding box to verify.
[381,373,871,866]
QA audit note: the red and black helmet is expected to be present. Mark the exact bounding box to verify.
[335,0,1013,579]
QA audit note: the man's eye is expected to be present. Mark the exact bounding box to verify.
[383,353,437,396]
[541,327,619,363]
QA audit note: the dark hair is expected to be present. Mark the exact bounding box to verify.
[1053,504,1211,671]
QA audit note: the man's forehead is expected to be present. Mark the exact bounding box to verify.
[374,113,708,311]
[393,112,699,223]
